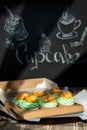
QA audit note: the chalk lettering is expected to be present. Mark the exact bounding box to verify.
[16,43,80,70]
[63,44,80,63]
[30,52,46,70]
[54,52,65,63]
[16,42,27,64]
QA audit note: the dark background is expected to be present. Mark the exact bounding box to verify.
[0,0,87,87]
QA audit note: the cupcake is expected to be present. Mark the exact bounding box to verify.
[13,92,39,109]
[13,92,30,105]
[57,90,75,106]
[38,94,58,108]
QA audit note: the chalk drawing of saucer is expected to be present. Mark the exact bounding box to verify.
[56,31,78,40]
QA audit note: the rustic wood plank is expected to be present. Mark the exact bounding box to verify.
[50,123,75,130]
[0,117,87,130]
[85,121,87,130]
[76,121,86,130]
[48,118,75,130]
[0,120,20,130]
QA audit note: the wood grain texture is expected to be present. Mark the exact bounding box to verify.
[0,116,87,130]
[6,102,83,120]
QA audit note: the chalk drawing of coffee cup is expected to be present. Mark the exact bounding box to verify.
[56,11,81,40]
[4,7,28,41]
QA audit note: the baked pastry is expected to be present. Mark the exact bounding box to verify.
[50,87,62,95]
[13,92,39,109]
[13,92,29,105]
[57,90,75,106]
[38,94,58,108]
[16,92,29,100]
[32,90,45,97]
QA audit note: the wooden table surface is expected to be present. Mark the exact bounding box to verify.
[0,112,87,130]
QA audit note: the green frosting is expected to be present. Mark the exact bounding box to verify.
[38,96,58,108]
[18,100,39,109]
[57,97,75,105]
[12,98,39,109]
[12,98,21,105]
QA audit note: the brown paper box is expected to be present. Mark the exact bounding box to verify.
[0,78,84,120]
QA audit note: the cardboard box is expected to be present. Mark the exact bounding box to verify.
[0,78,84,120]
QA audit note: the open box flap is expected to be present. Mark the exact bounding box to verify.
[0,78,58,92]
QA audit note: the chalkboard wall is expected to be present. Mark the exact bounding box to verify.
[0,0,87,87]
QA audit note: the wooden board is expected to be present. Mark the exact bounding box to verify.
[5,102,83,120]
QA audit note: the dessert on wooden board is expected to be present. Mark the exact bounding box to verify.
[12,86,75,109]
